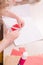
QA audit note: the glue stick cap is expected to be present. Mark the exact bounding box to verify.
[22,52,28,60]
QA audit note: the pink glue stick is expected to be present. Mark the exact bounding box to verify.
[18,52,28,65]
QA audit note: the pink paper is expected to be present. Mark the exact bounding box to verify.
[11,49,21,56]
[11,48,25,56]
[24,55,43,65]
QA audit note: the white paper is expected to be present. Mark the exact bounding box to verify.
[2,3,43,45]
[2,16,17,28]
[14,17,43,45]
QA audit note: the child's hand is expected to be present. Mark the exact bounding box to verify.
[0,26,19,53]
[4,30,19,45]
[16,17,25,28]
[2,10,25,28]
[0,30,19,53]
[18,19,24,28]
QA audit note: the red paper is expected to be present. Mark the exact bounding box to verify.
[11,24,20,31]
[13,24,20,28]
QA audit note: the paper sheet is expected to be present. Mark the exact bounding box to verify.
[3,16,43,45]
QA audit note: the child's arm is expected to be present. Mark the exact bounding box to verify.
[0,30,19,53]
[1,10,24,27]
